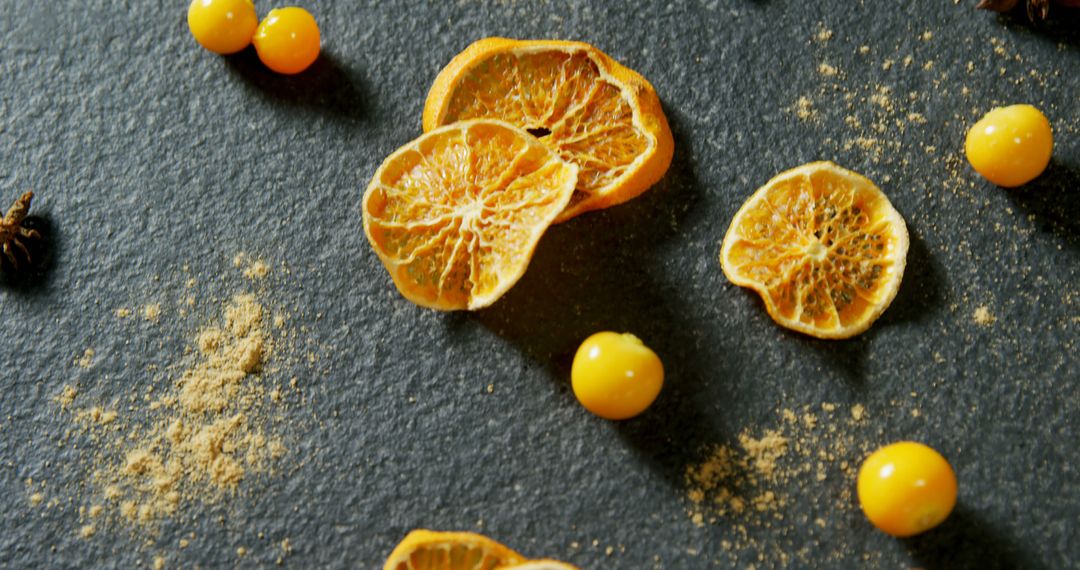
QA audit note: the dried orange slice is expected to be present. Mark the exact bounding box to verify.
[423,38,673,222]
[363,119,578,310]
[383,530,525,570]
[720,162,909,339]
[497,561,580,570]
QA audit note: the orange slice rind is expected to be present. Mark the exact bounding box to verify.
[363,119,578,311]
[423,37,673,222]
[720,162,909,339]
[496,561,580,570]
[383,530,526,570]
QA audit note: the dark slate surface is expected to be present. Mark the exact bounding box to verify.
[1,1,1078,568]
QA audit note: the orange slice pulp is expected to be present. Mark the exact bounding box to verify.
[363,119,578,310]
[383,530,526,570]
[423,38,673,222]
[720,162,909,339]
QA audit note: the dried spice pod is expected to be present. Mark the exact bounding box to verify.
[0,191,49,277]
[977,0,1080,21]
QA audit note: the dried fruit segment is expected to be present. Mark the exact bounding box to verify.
[424,38,673,222]
[363,120,578,310]
[720,162,908,339]
[383,530,525,570]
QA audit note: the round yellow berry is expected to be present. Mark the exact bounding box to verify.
[187,0,259,55]
[965,104,1053,188]
[571,332,663,420]
[857,441,957,537]
[252,7,321,75]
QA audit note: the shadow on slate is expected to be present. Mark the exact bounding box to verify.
[905,505,1035,570]
[463,109,734,487]
[732,210,945,388]
[0,214,56,292]
[224,48,370,121]
[1006,159,1080,253]
[995,7,1080,48]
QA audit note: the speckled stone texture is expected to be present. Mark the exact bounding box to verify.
[1,1,1078,568]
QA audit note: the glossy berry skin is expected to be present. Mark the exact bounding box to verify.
[187,0,259,55]
[252,7,321,75]
[571,332,664,420]
[965,104,1053,188]
[857,441,958,537]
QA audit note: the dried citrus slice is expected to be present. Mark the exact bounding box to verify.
[383,530,525,570]
[363,119,578,311]
[423,38,674,222]
[720,162,909,339]
[497,561,580,570]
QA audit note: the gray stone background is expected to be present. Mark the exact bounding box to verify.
[0,0,1077,568]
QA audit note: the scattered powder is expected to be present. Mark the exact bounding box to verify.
[739,430,788,478]
[684,430,791,524]
[77,407,118,426]
[234,252,270,280]
[907,112,928,125]
[76,349,95,369]
[869,86,893,110]
[794,96,815,120]
[49,261,303,544]
[143,304,162,322]
[30,493,44,506]
[802,32,932,166]
[90,294,282,521]
[786,96,819,123]
[813,26,833,43]
[153,557,166,570]
[55,385,79,409]
[243,260,270,280]
[684,403,873,565]
[116,308,132,319]
[974,306,996,326]
[920,31,933,41]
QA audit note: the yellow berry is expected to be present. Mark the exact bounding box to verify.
[857,441,957,537]
[571,332,663,420]
[965,104,1053,188]
[253,7,321,75]
[187,0,259,55]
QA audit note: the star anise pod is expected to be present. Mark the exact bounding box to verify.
[0,191,43,272]
[977,0,1080,21]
